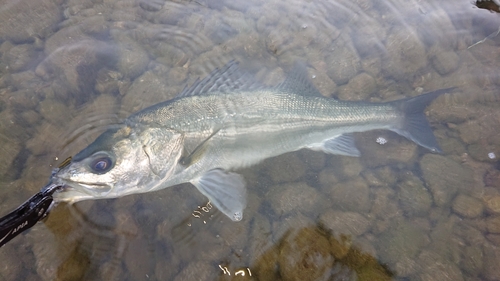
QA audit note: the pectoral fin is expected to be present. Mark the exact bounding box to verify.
[180,129,221,167]
[306,133,361,157]
[191,169,247,222]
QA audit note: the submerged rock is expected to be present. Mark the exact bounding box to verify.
[124,238,154,281]
[330,156,364,182]
[482,244,500,281]
[370,187,399,222]
[418,250,464,281]
[328,178,371,213]
[397,174,433,217]
[457,107,500,148]
[484,195,500,214]
[173,261,218,281]
[325,35,361,85]
[357,130,418,168]
[266,182,324,217]
[35,40,119,105]
[0,0,61,43]
[337,72,377,101]
[428,46,460,76]
[39,99,70,125]
[382,29,427,81]
[0,242,23,280]
[452,194,484,218]
[121,70,178,114]
[2,43,40,72]
[318,167,340,192]
[420,154,474,207]
[263,153,306,183]
[113,35,150,80]
[278,227,334,281]
[0,133,22,179]
[272,213,315,243]
[299,150,326,172]
[319,210,371,238]
[467,143,499,162]
[486,216,500,234]
[375,219,429,276]
[460,245,484,277]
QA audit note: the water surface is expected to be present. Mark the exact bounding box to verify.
[0,0,499,280]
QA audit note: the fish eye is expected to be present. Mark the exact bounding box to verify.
[89,155,114,174]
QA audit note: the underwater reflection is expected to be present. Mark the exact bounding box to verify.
[41,202,138,280]
[249,224,393,281]
[41,198,393,281]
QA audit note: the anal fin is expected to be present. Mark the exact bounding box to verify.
[306,133,361,157]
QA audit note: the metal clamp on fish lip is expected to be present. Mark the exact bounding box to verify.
[0,157,71,248]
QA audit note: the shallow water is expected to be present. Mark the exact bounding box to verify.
[0,0,499,280]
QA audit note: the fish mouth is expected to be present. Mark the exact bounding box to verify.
[53,179,113,201]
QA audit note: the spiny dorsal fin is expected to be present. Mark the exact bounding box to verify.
[176,60,259,98]
[276,62,323,97]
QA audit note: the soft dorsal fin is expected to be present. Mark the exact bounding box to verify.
[276,62,323,97]
[176,60,259,98]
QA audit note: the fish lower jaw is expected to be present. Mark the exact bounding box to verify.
[53,180,113,201]
[53,188,95,203]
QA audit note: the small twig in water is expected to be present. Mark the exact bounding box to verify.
[468,25,500,49]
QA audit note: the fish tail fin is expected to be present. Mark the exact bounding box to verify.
[389,87,455,153]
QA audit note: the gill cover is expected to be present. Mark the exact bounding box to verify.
[140,127,185,178]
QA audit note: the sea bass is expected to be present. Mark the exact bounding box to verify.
[51,61,454,221]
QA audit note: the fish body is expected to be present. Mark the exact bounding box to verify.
[52,61,453,221]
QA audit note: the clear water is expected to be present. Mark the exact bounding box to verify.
[0,0,499,280]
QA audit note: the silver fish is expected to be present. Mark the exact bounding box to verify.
[52,61,454,221]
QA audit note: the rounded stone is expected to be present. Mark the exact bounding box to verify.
[486,216,500,234]
[267,182,323,217]
[278,227,334,281]
[3,44,39,72]
[420,154,474,207]
[452,194,484,218]
[375,219,429,274]
[357,131,418,168]
[0,0,61,43]
[418,250,464,281]
[319,210,371,238]
[429,47,460,76]
[484,195,500,214]
[338,72,377,101]
[325,35,361,85]
[263,153,306,183]
[115,38,150,80]
[173,261,218,281]
[382,29,426,81]
[328,178,371,213]
[460,245,484,276]
[483,244,500,280]
[397,174,433,217]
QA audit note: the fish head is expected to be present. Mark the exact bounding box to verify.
[53,125,184,202]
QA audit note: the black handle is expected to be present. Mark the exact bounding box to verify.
[0,183,60,248]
